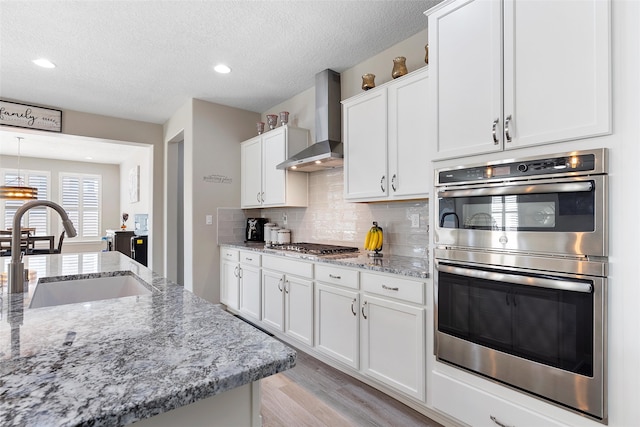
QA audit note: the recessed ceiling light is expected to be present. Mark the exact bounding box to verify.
[33,58,56,68]
[85,156,93,160]
[214,64,231,74]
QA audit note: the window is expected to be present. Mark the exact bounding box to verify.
[1,170,50,235]
[61,174,101,240]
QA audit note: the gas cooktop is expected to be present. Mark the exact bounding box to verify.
[268,242,359,256]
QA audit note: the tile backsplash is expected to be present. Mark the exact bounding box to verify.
[219,168,428,258]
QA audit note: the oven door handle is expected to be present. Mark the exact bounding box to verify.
[438,181,593,198]
[436,262,593,293]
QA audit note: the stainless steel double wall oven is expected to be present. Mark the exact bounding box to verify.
[434,148,608,422]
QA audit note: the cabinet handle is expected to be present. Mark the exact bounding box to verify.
[380,175,386,192]
[245,257,252,261]
[391,174,397,192]
[261,192,265,203]
[361,300,368,319]
[284,280,290,294]
[329,274,341,280]
[256,192,261,203]
[382,284,399,291]
[490,415,513,427]
[233,266,239,278]
[351,298,357,316]
[277,278,283,292]
[492,118,499,145]
[504,115,512,143]
[238,267,243,279]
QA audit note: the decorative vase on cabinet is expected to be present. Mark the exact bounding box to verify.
[391,56,408,79]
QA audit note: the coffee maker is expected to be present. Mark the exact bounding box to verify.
[245,218,268,242]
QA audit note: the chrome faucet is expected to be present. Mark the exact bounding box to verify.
[8,200,77,294]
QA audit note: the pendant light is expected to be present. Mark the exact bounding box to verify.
[0,137,38,200]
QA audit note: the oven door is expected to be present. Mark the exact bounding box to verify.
[435,175,607,257]
[434,257,606,421]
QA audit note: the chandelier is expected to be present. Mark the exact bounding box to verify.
[0,136,38,200]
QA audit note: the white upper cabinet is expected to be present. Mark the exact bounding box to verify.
[240,125,309,208]
[388,68,431,198]
[343,89,388,200]
[343,67,430,202]
[428,0,611,160]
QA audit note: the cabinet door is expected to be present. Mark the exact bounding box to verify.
[220,260,239,310]
[261,270,284,331]
[239,264,261,321]
[284,276,314,346]
[241,137,263,208]
[388,68,431,198]
[315,283,360,369]
[361,294,425,401]
[503,0,611,149]
[428,0,503,160]
[343,90,388,200]
[261,128,287,206]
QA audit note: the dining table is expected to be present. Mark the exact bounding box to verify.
[0,232,55,254]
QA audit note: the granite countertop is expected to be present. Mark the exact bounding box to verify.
[221,242,430,279]
[0,251,296,427]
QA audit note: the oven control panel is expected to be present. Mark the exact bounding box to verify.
[437,151,601,185]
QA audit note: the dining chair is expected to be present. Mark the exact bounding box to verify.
[29,231,65,255]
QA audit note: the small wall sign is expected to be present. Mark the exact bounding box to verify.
[0,100,62,132]
[203,174,232,184]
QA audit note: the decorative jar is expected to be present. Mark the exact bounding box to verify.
[279,111,289,126]
[266,114,278,130]
[392,56,408,79]
[361,73,376,91]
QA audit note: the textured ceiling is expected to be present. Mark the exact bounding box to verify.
[0,0,439,126]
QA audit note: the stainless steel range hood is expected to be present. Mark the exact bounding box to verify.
[277,69,343,172]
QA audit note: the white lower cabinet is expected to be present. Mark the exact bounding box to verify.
[432,370,568,427]
[222,248,427,410]
[238,251,261,321]
[261,256,314,346]
[315,283,360,369]
[220,249,240,310]
[360,271,426,401]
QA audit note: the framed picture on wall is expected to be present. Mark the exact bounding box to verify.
[129,165,140,203]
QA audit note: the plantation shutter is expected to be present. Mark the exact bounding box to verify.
[61,174,101,240]
[2,170,50,235]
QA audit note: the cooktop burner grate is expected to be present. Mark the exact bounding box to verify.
[269,242,359,255]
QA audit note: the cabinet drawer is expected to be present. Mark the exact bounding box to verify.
[432,371,568,427]
[262,255,313,279]
[315,264,359,289]
[361,272,424,305]
[239,251,261,267]
[221,248,239,262]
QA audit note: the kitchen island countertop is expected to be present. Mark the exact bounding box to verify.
[221,242,429,279]
[0,251,296,426]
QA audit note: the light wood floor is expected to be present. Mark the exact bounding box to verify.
[261,349,443,427]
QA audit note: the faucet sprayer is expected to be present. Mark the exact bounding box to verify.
[8,200,77,294]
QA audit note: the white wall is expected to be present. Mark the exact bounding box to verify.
[164,98,259,302]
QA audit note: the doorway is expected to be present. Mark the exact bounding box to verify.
[166,133,184,285]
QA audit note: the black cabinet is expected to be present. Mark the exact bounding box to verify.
[113,231,135,257]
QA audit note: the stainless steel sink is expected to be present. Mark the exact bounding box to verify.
[29,274,152,309]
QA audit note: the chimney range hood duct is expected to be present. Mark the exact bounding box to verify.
[276,69,343,172]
